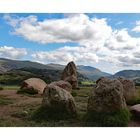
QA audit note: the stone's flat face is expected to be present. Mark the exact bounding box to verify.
[49,80,72,93]
[61,61,78,89]
[21,78,47,94]
[88,77,127,113]
[118,77,138,101]
[42,85,76,114]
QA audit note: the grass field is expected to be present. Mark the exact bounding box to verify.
[80,80,95,86]
[0,86,92,127]
[1,85,20,90]
[0,85,140,127]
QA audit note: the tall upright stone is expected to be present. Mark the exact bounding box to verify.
[61,61,78,89]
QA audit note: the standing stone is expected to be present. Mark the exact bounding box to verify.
[42,85,77,114]
[61,61,78,89]
[118,77,138,102]
[88,77,127,113]
[49,80,72,93]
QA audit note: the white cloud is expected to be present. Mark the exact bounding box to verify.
[32,45,99,64]
[4,14,140,71]
[4,14,112,46]
[0,46,27,59]
[105,29,139,51]
[97,28,140,68]
[132,26,140,32]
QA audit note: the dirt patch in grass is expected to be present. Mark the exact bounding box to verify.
[0,94,15,105]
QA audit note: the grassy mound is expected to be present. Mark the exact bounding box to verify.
[17,88,38,95]
[32,106,77,121]
[84,109,131,127]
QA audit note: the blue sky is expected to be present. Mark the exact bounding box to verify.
[0,13,140,74]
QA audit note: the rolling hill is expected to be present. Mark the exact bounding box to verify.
[77,65,111,80]
[1,58,140,84]
[0,58,112,80]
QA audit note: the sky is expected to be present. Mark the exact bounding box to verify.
[0,13,140,74]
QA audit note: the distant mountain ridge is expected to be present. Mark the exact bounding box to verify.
[1,58,140,81]
[113,70,140,79]
[0,58,112,80]
[77,65,111,80]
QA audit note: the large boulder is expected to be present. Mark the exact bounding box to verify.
[42,85,76,114]
[21,78,47,94]
[88,77,127,113]
[118,77,138,102]
[61,61,78,89]
[49,80,72,93]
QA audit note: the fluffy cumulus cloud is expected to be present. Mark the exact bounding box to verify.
[4,14,140,70]
[4,14,112,45]
[102,29,140,67]
[32,46,99,64]
[0,46,27,59]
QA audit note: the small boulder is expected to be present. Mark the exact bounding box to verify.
[49,80,72,93]
[88,77,127,113]
[61,61,78,89]
[21,78,47,94]
[42,85,77,114]
[118,77,138,102]
[130,104,140,118]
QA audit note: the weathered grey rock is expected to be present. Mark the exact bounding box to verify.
[118,77,138,102]
[21,78,47,94]
[64,75,77,89]
[88,77,127,113]
[61,61,78,89]
[130,104,140,117]
[42,85,76,114]
[49,80,72,93]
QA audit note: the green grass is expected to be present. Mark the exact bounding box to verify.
[32,106,77,122]
[84,109,131,127]
[81,80,95,86]
[0,86,136,127]
[0,95,15,105]
[71,90,77,97]
[17,88,38,95]
[76,87,92,97]
[2,85,20,90]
